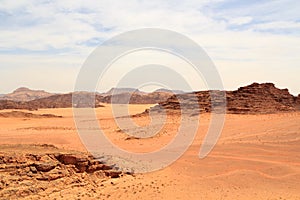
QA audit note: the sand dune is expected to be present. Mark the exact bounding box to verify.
[0,105,300,199]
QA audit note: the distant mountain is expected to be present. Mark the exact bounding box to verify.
[101,91,173,104]
[0,92,104,110]
[99,87,174,104]
[102,87,185,95]
[153,88,185,94]
[0,87,54,102]
[1,83,300,113]
[0,89,172,109]
[29,92,104,109]
[101,88,146,96]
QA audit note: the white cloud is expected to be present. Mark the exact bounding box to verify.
[227,16,253,26]
[0,0,300,94]
[251,21,300,31]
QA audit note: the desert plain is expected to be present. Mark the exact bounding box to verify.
[0,104,300,199]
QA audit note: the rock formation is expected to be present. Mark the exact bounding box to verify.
[226,83,296,113]
[0,83,299,114]
[149,83,300,114]
[0,145,125,199]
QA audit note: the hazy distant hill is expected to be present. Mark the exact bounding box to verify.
[0,87,54,102]
[101,91,173,104]
[29,92,104,109]
[101,88,146,96]
[0,92,104,110]
[153,88,185,94]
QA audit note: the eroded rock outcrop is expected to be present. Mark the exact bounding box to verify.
[0,149,125,199]
[149,83,300,114]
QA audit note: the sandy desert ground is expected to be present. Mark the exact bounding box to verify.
[1,104,300,199]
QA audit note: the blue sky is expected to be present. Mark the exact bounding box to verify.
[0,0,300,94]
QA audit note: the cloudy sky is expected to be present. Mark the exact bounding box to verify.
[0,0,300,94]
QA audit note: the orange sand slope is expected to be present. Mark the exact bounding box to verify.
[0,105,300,199]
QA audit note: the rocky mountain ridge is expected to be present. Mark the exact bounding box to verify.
[149,83,300,114]
[0,83,299,114]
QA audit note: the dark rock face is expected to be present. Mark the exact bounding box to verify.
[150,83,300,114]
[0,100,31,110]
[296,94,300,109]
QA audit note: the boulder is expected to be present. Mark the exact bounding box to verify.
[34,163,56,172]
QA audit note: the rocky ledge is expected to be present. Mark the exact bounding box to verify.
[0,147,127,199]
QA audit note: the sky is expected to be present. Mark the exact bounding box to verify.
[0,0,300,94]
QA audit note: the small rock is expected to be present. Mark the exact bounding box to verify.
[86,164,112,173]
[36,174,63,181]
[75,161,88,173]
[30,166,37,173]
[105,171,121,178]
[56,154,77,165]
[34,163,56,172]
